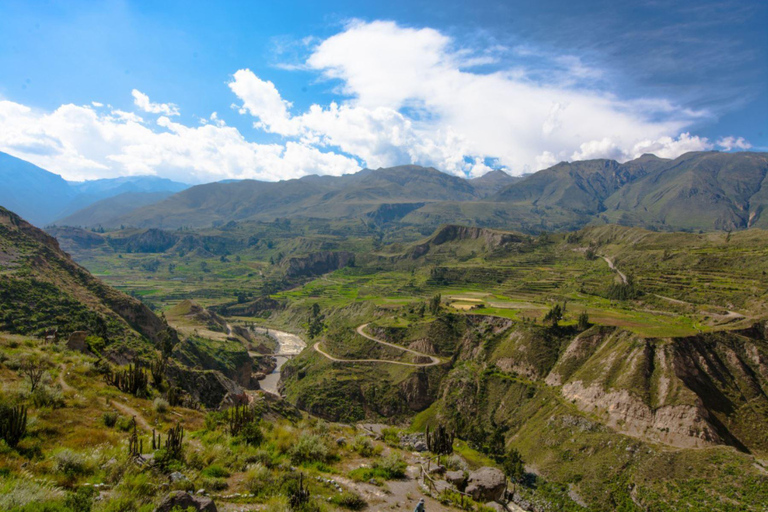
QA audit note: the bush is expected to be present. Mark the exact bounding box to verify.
[64,486,96,512]
[153,398,169,413]
[115,416,133,432]
[53,449,90,477]
[290,434,329,465]
[201,464,230,478]
[103,412,118,427]
[239,421,264,447]
[351,436,380,457]
[244,463,273,496]
[200,477,228,492]
[373,453,407,479]
[31,385,64,409]
[330,491,367,510]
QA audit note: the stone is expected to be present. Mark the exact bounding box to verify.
[445,470,467,487]
[466,467,506,503]
[169,471,188,482]
[484,502,507,512]
[428,465,446,475]
[66,331,90,353]
[433,480,453,494]
[155,491,217,512]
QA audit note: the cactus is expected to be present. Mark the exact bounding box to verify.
[104,363,149,397]
[149,358,165,389]
[426,425,454,456]
[0,404,27,447]
[128,417,140,457]
[165,422,184,459]
[167,385,182,407]
[227,404,257,436]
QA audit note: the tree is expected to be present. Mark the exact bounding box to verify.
[20,355,50,392]
[543,302,566,327]
[503,447,525,495]
[307,303,325,339]
[578,311,591,331]
[429,294,442,316]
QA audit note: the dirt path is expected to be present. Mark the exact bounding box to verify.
[110,400,153,432]
[57,364,75,393]
[601,256,628,284]
[312,324,442,367]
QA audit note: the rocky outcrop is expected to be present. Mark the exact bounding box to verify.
[466,467,506,502]
[407,225,523,259]
[399,371,432,411]
[561,380,722,448]
[283,251,355,278]
[155,491,217,512]
[166,362,245,409]
[65,331,91,354]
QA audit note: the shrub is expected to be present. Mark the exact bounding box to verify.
[103,412,118,427]
[201,464,230,478]
[330,491,367,510]
[351,436,380,457]
[153,398,169,414]
[290,434,329,465]
[239,421,264,447]
[31,385,64,409]
[53,449,90,477]
[244,463,273,496]
[373,453,407,479]
[64,486,96,512]
[115,416,133,432]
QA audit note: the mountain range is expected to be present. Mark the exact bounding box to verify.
[0,151,189,226]
[2,149,767,233]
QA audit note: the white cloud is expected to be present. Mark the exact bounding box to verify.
[131,89,180,116]
[0,20,754,184]
[0,99,359,182]
[716,136,751,151]
[630,133,713,159]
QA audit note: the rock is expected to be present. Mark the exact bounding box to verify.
[445,470,467,487]
[466,467,506,503]
[428,465,446,475]
[66,331,90,353]
[413,440,427,451]
[433,480,453,494]
[336,437,347,447]
[484,502,507,512]
[169,472,188,482]
[196,489,206,495]
[155,491,217,512]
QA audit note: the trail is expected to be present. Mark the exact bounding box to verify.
[601,256,747,321]
[602,256,628,284]
[57,364,75,393]
[110,400,153,432]
[312,324,442,367]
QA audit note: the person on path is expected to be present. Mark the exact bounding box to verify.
[414,498,425,511]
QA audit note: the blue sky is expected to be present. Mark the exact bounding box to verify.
[0,0,765,183]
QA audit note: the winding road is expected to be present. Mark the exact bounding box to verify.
[602,256,628,284]
[312,323,442,367]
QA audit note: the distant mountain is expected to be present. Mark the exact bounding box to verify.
[0,151,189,226]
[0,152,76,226]
[468,169,522,197]
[112,153,768,232]
[603,151,768,230]
[54,191,178,228]
[115,165,482,229]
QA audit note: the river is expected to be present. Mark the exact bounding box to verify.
[250,327,306,395]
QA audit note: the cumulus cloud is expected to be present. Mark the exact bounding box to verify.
[0,99,359,182]
[716,136,751,151]
[131,89,180,116]
[0,20,754,183]
[231,20,747,176]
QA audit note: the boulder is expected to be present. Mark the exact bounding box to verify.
[466,467,506,502]
[66,331,90,353]
[155,491,217,512]
[446,470,467,488]
[433,480,453,494]
[484,502,507,512]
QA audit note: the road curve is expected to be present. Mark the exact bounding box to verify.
[312,323,442,367]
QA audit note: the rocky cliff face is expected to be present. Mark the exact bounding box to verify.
[283,251,355,278]
[407,225,523,259]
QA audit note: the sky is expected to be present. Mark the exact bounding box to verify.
[0,0,765,183]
